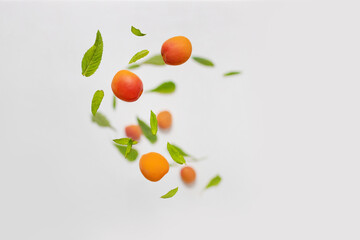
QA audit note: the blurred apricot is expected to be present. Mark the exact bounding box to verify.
[111,70,143,102]
[139,152,169,182]
[180,166,196,184]
[157,111,172,129]
[125,125,142,141]
[161,36,192,65]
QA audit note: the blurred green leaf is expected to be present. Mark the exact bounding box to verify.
[82,30,103,77]
[113,96,116,109]
[113,138,138,145]
[91,112,114,130]
[224,71,241,76]
[192,56,214,67]
[137,117,157,143]
[148,81,175,94]
[172,144,190,157]
[91,90,104,116]
[127,64,141,69]
[143,54,165,65]
[113,144,138,161]
[161,187,178,199]
[205,175,222,189]
[131,26,146,36]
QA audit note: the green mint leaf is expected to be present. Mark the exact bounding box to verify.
[82,30,103,77]
[150,110,158,135]
[129,50,149,64]
[167,142,186,165]
[91,112,114,130]
[192,56,214,67]
[91,90,104,116]
[224,71,241,76]
[113,144,138,161]
[161,187,178,199]
[131,26,146,36]
[205,175,222,189]
[113,96,116,110]
[172,145,190,157]
[148,81,175,94]
[143,54,165,65]
[113,138,138,145]
[137,117,157,143]
[127,64,141,69]
[125,143,133,158]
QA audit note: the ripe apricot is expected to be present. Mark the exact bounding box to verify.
[111,70,143,102]
[139,152,169,182]
[161,36,192,65]
[157,110,172,129]
[180,166,196,184]
[125,125,142,141]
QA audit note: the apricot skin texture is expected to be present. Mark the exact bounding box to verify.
[111,70,143,102]
[139,152,169,182]
[161,36,192,66]
[157,111,172,129]
[125,125,142,141]
[181,166,196,184]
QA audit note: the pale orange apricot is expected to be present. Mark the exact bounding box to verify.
[139,152,169,182]
[161,36,192,65]
[125,125,142,141]
[180,166,196,184]
[157,111,172,129]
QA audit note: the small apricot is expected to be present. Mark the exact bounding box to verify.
[161,36,192,65]
[157,111,172,129]
[180,166,196,184]
[111,70,143,102]
[139,152,169,182]
[125,125,142,141]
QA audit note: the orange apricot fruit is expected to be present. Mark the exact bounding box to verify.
[180,166,196,184]
[161,36,192,65]
[125,125,142,141]
[139,152,169,182]
[157,110,172,129]
[111,70,143,102]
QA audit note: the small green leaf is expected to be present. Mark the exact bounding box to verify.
[167,143,186,165]
[137,117,157,143]
[131,26,146,36]
[161,187,178,199]
[150,110,158,135]
[113,138,138,145]
[91,112,114,130]
[172,145,190,157]
[113,96,116,110]
[148,81,176,94]
[125,143,132,158]
[192,56,214,67]
[127,64,141,69]
[91,90,104,116]
[143,54,165,65]
[129,50,149,64]
[113,144,138,161]
[82,30,103,77]
[224,71,241,76]
[205,175,222,189]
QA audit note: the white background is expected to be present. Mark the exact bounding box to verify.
[1,1,360,239]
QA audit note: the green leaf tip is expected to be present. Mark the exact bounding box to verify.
[148,81,176,94]
[224,71,242,76]
[150,110,158,136]
[82,30,103,77]
[143,54,165,65]
[113,144,138,161]
[161,187,178,199]
[131,26,146,36]
[205,175,222,189]
[91,90,104,116]
[129,50,149,64]
[167,142,186,165]
[192,56,214,67]
[137,117,157,144]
